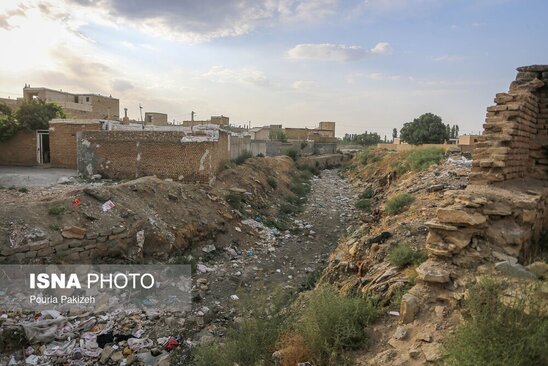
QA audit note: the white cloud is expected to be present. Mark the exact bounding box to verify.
[201,66,273,87]
[292,80,319,90]
[434,55,465,62]
[370,42,393,55]
[287,42,393,62]
[65,0,339,42]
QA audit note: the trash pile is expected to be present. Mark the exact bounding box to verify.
[0,306,187,365]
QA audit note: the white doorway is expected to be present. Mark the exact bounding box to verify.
[36,130,50,165]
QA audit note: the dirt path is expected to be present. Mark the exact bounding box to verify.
[189,169,357,341]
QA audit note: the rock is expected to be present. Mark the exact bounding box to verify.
[400,293,419,323]
[427,184,446,192]
[492,251,517,264]
[99,346,114,364]
[201,244,216,253]
[416,261,451,283]
[526,261,548,278]
[495,261,537,279]
[417,331,433,343]
[110,351,123,363]
[483,203,512,216]
[393,326,408,340]
[409,348,421,359]
[422,342,442,362]
[425,220,458,231]
[437,208,487,226]
[83,187,110,201]
[61,226,86,239]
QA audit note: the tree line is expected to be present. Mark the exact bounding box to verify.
[342,113,460,146]
[0,99,65,142]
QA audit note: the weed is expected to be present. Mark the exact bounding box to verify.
[48,205,66,216]
[48,223,60,231]
[290,182,311,197]
[385,193,415,215]
[298,286,379,365]
[233,150,253,165]
[359,188,374,199]
[405,147,445,171]
[444,279,548,366]
[257,153,265,157]
[267,176,278,189]
[280,202,300,215]
[18,187,29,193]
[358,148,382,165]
[286,148,299,161]
[171,254,198,274]
[355,199,372,212]
[225,193,242,209]
[387,243,427,267]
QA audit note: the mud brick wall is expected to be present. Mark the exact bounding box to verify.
[50,121,102,169]
[471,65,548,184]
[0,130,36,166]
[77,130,229,182]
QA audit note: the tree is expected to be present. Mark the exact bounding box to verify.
[455,125,459,138]
[392,128,398,139]
[269,129,287,142]
[446,124,451,139]
[0,103,21,142]
[400,113,448,144]
[15,99,65,131]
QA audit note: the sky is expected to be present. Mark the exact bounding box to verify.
[0,0,547,138]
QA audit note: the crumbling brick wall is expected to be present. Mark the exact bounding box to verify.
[471,65,548,184]
[50,120,102,169]
[77,130,229,182]
[0,130,36,166]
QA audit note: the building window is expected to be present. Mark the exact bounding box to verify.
[86,97,90,102]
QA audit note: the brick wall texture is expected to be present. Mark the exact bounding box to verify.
[471,65,548,184]
[0,130,36,166]
[78,130,229,182]
[50,122,101,169]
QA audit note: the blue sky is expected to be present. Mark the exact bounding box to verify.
[0,0,547,137]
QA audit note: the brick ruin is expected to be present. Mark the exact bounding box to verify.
[471,65,548,184]
[420,65,548,280]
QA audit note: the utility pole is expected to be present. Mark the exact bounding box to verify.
[139,104,144,129]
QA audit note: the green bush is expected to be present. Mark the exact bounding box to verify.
[355,199,372,212]
[290,181,311,197]
[385,193,415,215]
[359,188,374,199]
[267,176,278,189]
[445,279,548,366]
[387,243,427,267]
[193,290,294,366]
[358,148,382,165]
[48,205,66,216]
[256,152,265,157]
[299,286,379,365]
[233,150,253,165]
[405,147,445,171]
[18,187,28,193]
[280,202,300,215]
[225,193,242,209]
[286,148,299,161]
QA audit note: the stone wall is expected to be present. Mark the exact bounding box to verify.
[49,120,102,169]
[77,130,229,182]
[0,130,36,166]
[471,65,548,184]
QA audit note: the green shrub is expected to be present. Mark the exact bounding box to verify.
[299,286,379,365]
[445,279,548,366]
[358,148,382,165]
[171,254,197,274]
[48,205,66,216]
[355,199,372,212]
[193,289,293,366]
[256,152,265,157]
[18,187,28,193]
[387,243,427,267]
[405,147,445,171]
[290,182,311,197]
[267,176,278,189]
[233,150,253,165]
[286,148,299,161]
[280,202,300,215]
[385,193,415,215]
[225,193,242,209]
[359,188,374,199]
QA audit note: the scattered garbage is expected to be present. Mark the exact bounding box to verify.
[101,200,115,212]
